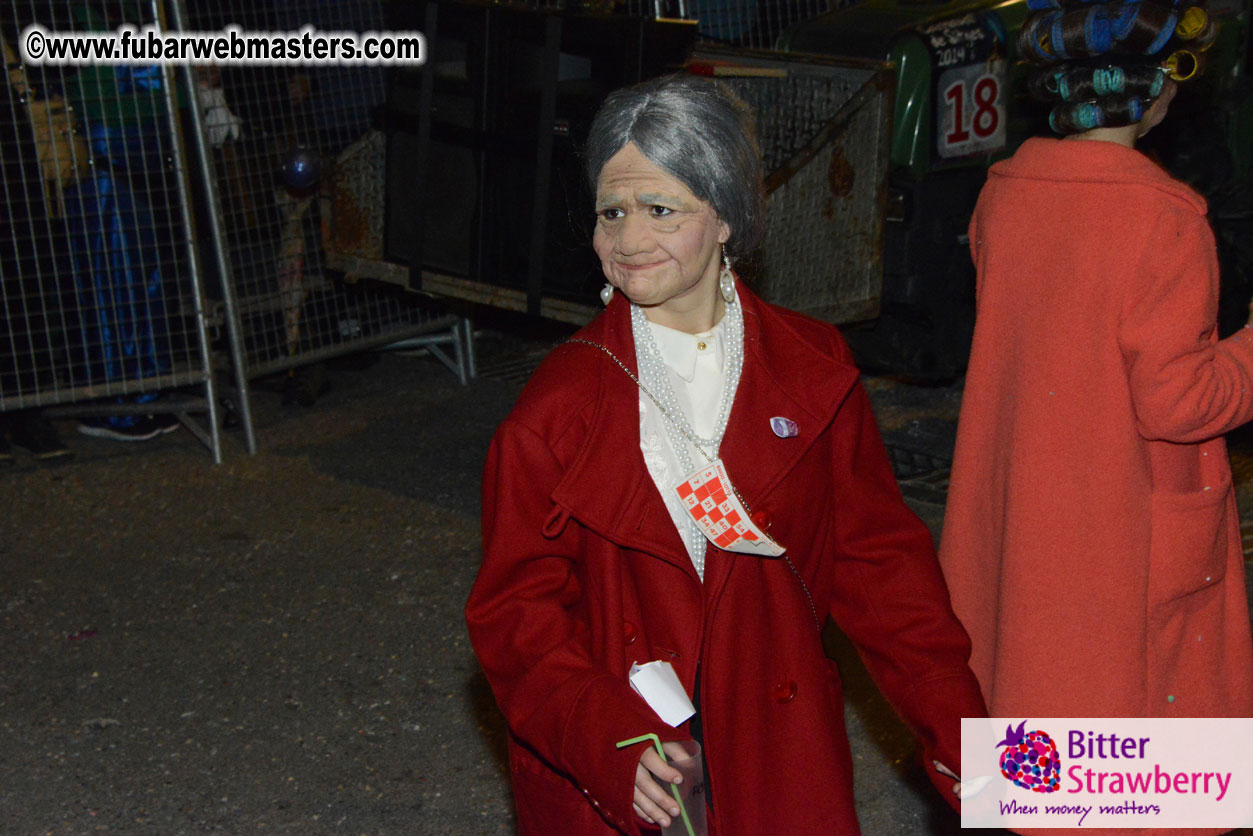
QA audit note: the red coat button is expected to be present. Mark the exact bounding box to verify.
[773,680,797,703]
[751,509,772,531]
[623,621,638,645]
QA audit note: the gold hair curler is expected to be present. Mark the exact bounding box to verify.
[1176,6,1217,50]
[1162,49,1201,81]
[1176,7,1207,38]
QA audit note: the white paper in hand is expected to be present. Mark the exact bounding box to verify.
[629,661,696,727]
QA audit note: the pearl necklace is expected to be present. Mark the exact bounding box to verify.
[630,296,744,465]
[631,296,744,578]
[566,305,822,626]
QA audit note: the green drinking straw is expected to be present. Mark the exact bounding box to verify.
[616,733,696,836]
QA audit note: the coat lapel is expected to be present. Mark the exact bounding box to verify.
[719,286,860,507]
[548,284,862,586]
[703,286,861,599]
[549,295,697,575]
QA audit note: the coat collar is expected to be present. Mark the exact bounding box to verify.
[549,281,861,583]
[992,136,1208,215]
[646,315,727,383]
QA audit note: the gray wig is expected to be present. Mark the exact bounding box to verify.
[584,74,765,260]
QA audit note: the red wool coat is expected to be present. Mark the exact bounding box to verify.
[467,283,987,835]
[940,138,1253,834]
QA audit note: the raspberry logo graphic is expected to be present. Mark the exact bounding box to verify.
[996,720,1061,793]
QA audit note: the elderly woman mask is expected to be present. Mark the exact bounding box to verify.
[593,143,730,332]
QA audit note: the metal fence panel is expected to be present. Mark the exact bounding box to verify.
[2,0,221,457]
[694,49,893,323]
[180,0,467,386]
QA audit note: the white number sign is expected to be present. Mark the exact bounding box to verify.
[937,59,1007,159]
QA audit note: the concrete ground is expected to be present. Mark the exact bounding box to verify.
[2,329,1250,835]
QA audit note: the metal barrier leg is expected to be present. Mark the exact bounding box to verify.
[459,318,478,382]
[385,316,476,387]
[160,22,223,463]
[171,0,257,456]
[450,321,467,387]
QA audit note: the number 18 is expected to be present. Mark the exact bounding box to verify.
[944,75,1000,145]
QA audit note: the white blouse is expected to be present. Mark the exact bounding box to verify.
[638,314,730,580]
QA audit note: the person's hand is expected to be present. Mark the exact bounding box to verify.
[633,745,684,828]
[935,760,994,799]
[934,760,962,797]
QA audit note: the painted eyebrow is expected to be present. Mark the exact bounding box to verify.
[638,192,686,206]
[594,191,692,212]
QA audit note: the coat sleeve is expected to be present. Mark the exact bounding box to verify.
[466,418,672,835]
[1118,207,1253,443]
[968,207,982,305]
[823,370,988,808]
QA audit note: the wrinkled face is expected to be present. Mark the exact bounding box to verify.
[592,143,729,316]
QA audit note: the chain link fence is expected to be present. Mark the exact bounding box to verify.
[699,50,892,323]
[2,0,473,461]
[3,0,862,462]
[2,0,222,457]
[178,0,472,444]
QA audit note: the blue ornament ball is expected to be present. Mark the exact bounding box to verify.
[279,148,321,191]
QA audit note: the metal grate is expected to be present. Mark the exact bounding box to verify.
[694,50,893,324]
[1,0,221,456]
[723,68,862,173]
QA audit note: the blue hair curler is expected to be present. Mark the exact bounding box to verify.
[1052,12,1072,58]
[1145,9,1178,53]
[1085,6,1114,54]
[1149,69,1165,95]
[1078,102,1106,129]
[1050,71,1068,99]
[1093,66,1126,94]
[1025,12,1061,61]
[1128,96,1144,121]
[1049,102,1105,133]
[1111,1,1140,41]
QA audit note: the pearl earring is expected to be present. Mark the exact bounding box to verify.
[719,253,735,304]
[600,283,614,306]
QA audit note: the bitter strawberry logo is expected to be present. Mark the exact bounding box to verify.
[996,720,1061,793]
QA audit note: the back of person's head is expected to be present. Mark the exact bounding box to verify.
[1018,0,1215,133]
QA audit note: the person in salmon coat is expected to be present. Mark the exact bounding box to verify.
[940,3,1253,833]
[466,74,987,835]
